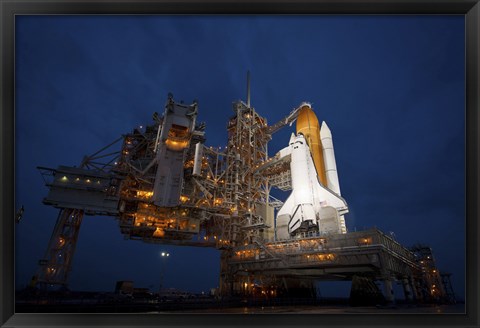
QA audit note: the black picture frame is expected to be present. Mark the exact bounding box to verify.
[1,1,478,327]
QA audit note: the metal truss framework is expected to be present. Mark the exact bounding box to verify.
[409,244,449,303]
[32,208,84,288]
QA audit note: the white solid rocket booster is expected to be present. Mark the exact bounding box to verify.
[320,121,340,196]
[320,121,347,234]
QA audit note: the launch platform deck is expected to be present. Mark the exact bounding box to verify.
[228,229,419,280]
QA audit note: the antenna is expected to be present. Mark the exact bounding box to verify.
[246,70,251,108]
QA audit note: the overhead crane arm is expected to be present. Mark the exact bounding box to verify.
[266,103,307,135]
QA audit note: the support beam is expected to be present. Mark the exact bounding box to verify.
[31,208,84,289]
[402,277,414,302]
[383,276,395,304]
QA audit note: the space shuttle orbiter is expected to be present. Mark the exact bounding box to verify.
[276,103,348,239]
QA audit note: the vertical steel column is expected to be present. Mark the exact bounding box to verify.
[440,273,456,303]
[32,208,84,289]
[410,277,420,301]
[218,250,234,298]
[383,276,395,304]
[402,277,414,302]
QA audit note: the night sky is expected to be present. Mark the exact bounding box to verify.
[15,15,465,300]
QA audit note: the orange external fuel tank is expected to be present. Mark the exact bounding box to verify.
[296,104,328,186]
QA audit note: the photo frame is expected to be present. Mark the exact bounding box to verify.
[1,0,479,327]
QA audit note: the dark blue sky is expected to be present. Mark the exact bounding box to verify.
[15,15,465,299]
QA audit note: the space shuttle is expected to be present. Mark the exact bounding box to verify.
[276,103,348,239]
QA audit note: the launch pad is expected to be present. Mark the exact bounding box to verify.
[30,82,454,305]
[224,228,436,303]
